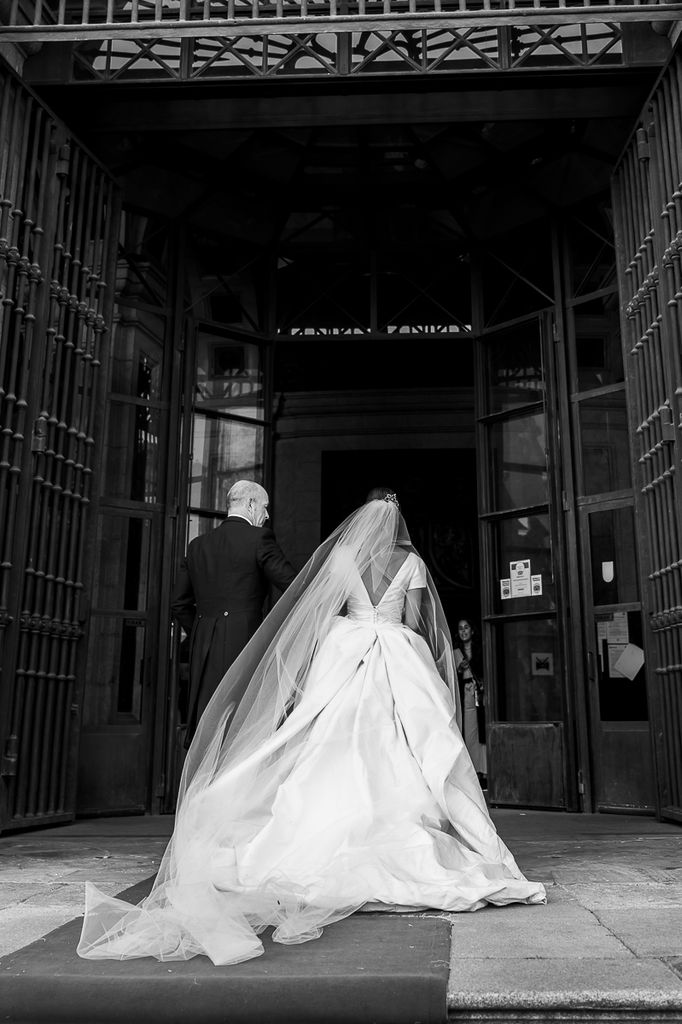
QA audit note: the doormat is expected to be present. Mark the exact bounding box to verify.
[0,878,450,1024]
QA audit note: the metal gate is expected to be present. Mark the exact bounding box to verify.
[612,47,682,822]
[0,62,119,831]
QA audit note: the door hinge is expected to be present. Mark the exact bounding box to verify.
[660,405,676,442]
[1,736,18,778]
[636,127,650,162]
[562,490,569,512]
[552,321,559,343]
[577,769,585,796]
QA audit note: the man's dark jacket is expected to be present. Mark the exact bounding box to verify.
[171,517,296,743]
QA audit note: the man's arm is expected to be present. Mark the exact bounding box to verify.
[257,529,297,591]
[170,556,196,633]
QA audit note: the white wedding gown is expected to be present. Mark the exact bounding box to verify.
[79,550,545,966]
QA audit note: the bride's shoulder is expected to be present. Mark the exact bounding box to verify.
[404,551,427,586]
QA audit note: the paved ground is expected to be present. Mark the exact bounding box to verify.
[1,809,682,1021]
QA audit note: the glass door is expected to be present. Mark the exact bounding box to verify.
[567,288,654,810]
[161,321,271,807]
[477,315,571,808]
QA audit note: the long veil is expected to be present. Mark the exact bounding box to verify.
[78,501,462,965]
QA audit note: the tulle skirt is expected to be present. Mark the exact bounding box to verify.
[78,617,545,965]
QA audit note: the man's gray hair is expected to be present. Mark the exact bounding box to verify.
[227,480,268,510]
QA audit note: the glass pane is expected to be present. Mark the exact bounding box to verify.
[94,515,151,611]
[579,391,631,495]
[485,321,544,414]
[495,618,563,721]
[481,224,554,326]
[82,616,146,725]
[103,402,163,503]
[493,513,555,614]
[187,512,224,545]
[571,294,623,391]
[110,307,165,400]
[190,416,264,512]
[595,610,647,721]
[188,231,262,330]
[589,507,638,606]
[117,210,168,307]
[489,411,548,511]
[117,619,146,717]
[565,199,616,298]
[195,329,264,419]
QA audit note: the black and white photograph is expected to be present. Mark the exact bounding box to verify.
[0,2,682,1020]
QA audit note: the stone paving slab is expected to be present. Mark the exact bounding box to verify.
[448,902,631,960]
[593,909,682,957]
[566,883,682,911]
[447,957,682,1011]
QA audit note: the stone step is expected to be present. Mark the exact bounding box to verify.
[0,882,451,1024]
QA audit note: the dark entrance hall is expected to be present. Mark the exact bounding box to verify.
[3,44,679,833]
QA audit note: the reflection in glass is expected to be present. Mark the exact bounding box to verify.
[195,330,263,419]
[110,308,164,400]
[190,416,263,512]
[565,203,615,298]
[188,513,223,545]
[117,621,146,717]
[493,513,555,613]
[489,412,547,511]
[496,618,563,721]
[589,507,638,606]
[117,210,168,307]
[103,402,162,503]
[83,616,146,725]
[595,610,647,721]
[485,321,544,413]
[571,295,623,391]
[94,516,150,611]
[579,392,631,495]
[481,226,554,326]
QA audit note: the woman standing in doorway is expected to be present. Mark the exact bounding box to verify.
[454,618,487,789]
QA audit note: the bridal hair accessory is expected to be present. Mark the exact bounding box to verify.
[384,492,400,508]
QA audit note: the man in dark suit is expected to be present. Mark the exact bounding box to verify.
[171,480,296,745]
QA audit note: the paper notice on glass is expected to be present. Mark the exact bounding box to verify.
[606,611,629,645]
[531,574,542,596]
[510,559,531,597]
[613,643,645,681]
[500,578,511,600]
[608,644,627,677]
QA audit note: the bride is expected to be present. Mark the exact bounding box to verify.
[78,488,545,966]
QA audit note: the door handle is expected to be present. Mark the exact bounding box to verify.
[587,650,595,682]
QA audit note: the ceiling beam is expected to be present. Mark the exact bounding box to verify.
[45,73,655,134]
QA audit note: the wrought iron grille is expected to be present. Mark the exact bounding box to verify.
[0,63,118,830]
[0,0,679,42]
[613,51,682,821]
[70,21,623,79]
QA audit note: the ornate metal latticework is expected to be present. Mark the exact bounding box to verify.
[613,51,682,822]
[0,62,118,831]
[70,21,623,79]
[0,0,679,40]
